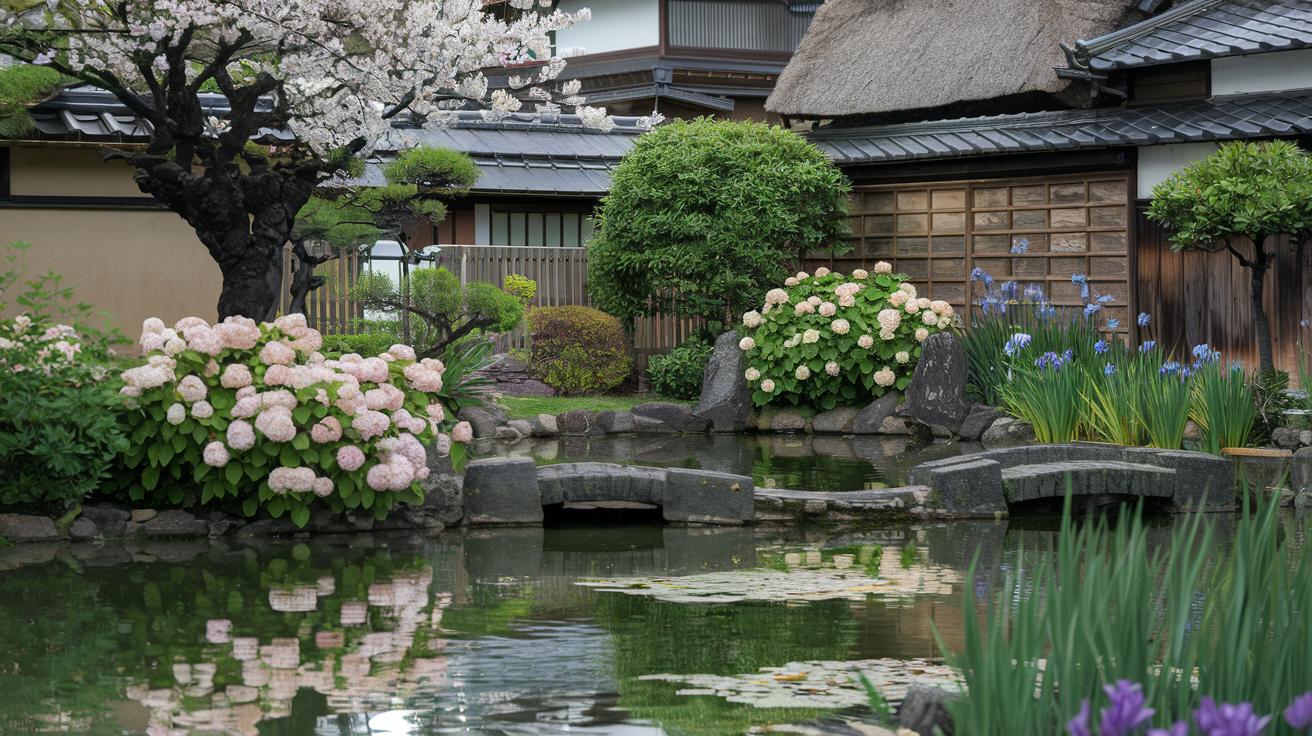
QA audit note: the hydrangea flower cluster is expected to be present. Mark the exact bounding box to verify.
[117,313,469,526]
[738,262,957,409]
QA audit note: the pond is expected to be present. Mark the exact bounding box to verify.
[471,434,975,493]
[0,517,1040,736]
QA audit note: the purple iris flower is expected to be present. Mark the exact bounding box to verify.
[1085,303,1103,317]
[1286,691,1312,729]
[1161,361,1182,376]
[1140,341,1157,353]
[1148,722,1189,736]
[1099,680,1155,736]
[1023,283,1046,301]
[1068,699,1092,736]
[1195,697,1272,736]
[970,267,994,286]
[1004,333,1032,355]
[1105,362,1116,375]
[1138,312,1151,327]
[1094,340,1109,354]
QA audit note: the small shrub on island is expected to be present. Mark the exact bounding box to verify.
[528,306,632,395]
[647,334,714,400]
[737,262,957,409]
[110,313,471,527]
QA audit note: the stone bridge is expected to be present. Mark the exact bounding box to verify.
[909,444,1235,516]
[461,458,755,525]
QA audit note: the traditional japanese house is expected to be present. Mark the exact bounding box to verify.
[767,0,1312,369]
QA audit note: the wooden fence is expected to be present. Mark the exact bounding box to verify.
[279,244,698,368]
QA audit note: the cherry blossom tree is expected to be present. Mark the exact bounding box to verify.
[0,0,645,320]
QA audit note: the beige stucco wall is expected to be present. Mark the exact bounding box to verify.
[1,146,222,350]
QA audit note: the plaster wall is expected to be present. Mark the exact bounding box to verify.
[1136,141,1221,194]
[1,147,221,349]
[555,0,659,55]
[1211,49,1312,95]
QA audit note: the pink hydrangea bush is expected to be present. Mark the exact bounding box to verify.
[115,313,465,526]
[739,262,958,409]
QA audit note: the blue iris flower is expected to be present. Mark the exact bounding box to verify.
[1104,362,1116,375]
[970,267,994,286]
[1097,294,1114,303]
[1094,340,1109,354]
[1072,273,1089,298]
[1138,312,1151,327]
[1140,340,1157,353]
[1011,238,1028,254]
[1107,318,1120,330]
[1084,303,1102,317]
[1004,333,1032,356]
[1160,361,1181,376]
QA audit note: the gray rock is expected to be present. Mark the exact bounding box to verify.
[692,331,754,431]
[661,468,755,524]
[142,510,208,537]
[506,419,534,439]
[898,685,958,736]
[1007,420,1037,442]
[812,407,859,433]
[0,514,59,542]
[1301,430,1312,447]
[852,393,900,434]
[81,506,129,538]
[632,402,697,432]
[69,517,99,541]
[207,520,232,538]
[1184,419,1202,440]
[909,456,1007,516]
[130,509,157,523]
[1295,447,1312,497]
[634,414,675,433]
[494,426,521,440]
[770,410,807,432]
[595,410,636,434]
[1274,427,1301,449]
[462,457,543,525]
[879,416,912,434]
[898,332,971,434]
[459,406,505,439]
[981,417,1017,445]
[557,409,594,435]
[533,413,559,436]
[958,405,1009,441]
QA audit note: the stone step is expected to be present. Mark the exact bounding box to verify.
[1001,460,1176,503]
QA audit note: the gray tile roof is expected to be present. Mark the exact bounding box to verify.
[1075,0,1312,71]
[807,90,1312,164]
[24,88,643,197]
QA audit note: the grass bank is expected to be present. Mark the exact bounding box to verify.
[499,395,694,420]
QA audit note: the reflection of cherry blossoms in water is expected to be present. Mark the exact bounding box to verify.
[127,566,451,736]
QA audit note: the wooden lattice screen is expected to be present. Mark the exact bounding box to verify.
[819,173,1133,330]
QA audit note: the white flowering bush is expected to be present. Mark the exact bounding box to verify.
[738,263,958,409]
[112,314,472,527]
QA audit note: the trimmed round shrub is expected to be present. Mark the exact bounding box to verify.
[648,335,713,400]
[529,306,632,395]
[738,262,958,410]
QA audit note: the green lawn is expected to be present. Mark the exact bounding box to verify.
[498,395,694,420]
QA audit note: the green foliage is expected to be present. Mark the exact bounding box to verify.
[1190,359,1258,455]
[104,315,459,525]
[502,273,536,306]
[291,196,380,250]
[647,335,713,400]
[588,117,851,328]
[1250,369,1292,445]
[498,394,691,420]
[940,491,1312,736]
[739,267,955,410]
[352,266,524,356]
[1147,140,1312,251]
[320,319,403,358]
[0,63,68,138]
[384,145,480,190]
[528,306,632,395]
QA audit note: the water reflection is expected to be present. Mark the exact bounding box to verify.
[0,520,1010,735]
[473,434,975,493]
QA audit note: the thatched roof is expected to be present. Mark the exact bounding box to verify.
[767,0,1140,120]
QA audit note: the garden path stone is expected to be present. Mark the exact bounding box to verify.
[142,510,208,537]
[852,393,900,433]
[462,457,543,524]
[897,332,971,435]
[0,514,59,542]
[594,410,636,433]
[660,468,754,524]
[813,407,859,433]
[693,331,754,431]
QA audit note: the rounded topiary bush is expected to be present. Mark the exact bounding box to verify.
[738,262,958,409]
[647,335,714,400]
[529,306,632,395]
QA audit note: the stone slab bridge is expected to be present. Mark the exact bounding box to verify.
[461,458,756,525]
[908,443,1235,516]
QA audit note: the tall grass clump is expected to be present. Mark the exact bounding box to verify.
[1190,355,1257,455]
[936,488,1312,736]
